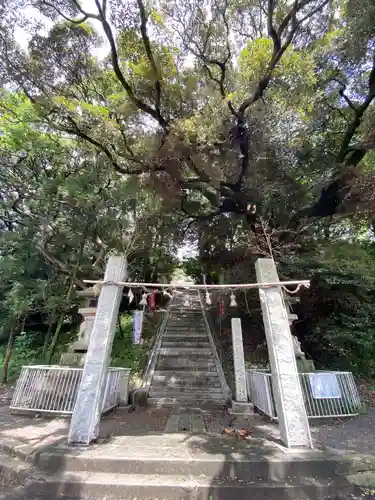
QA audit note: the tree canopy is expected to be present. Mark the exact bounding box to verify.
[1,0,375,378]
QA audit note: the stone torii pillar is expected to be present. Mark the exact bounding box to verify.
[255,258,312,449]
[68,256,127,444]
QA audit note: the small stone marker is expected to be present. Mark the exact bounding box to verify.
[231,318,248,403]
[255,258,312,449]
[231,318,253,415]
[68,256,127,444]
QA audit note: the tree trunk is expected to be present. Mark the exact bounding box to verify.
[47,278,75,364]
[1,319,18,384]
[46,312,65,365]
[46,234,86,364]
[42,319,54,357]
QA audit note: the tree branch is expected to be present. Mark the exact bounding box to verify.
[67,0,169,129]
[36,238,86,289]
[137,0,164,124]
[238,0,329,115]
[63,116,130,174]
[181,194,222,224]
[337,53,375,164]
[267,0,281,56]
[277,0,314,38]
[57,116,161,175]
[37,1,89,23]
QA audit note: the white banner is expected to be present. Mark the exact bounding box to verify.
[132,310,144,345]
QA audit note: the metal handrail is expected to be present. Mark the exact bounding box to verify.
[199,291,232,403]
[140,295,174,397]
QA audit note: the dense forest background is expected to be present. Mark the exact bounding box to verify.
[1,0,375,383]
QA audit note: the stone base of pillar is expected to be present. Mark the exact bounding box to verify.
[69,339,89,352]
[231,401,254,415]
[296,359,316,372]
[59,352,86,367]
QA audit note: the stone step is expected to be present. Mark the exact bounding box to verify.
[166,325,206,330]
[167,314,204,318]
[150,380,221,390]
[35,444,361,481]
[165,326,206,330]
[159,347,212,355]
[149,387,224,397]
[159,351,214,359]
[156,359,217,370]
[168,315,204,320]
[158,357,216,365]
[163,334,208,341]
[153,370,220,380]
[162,337,211,349]
[168,315,204,319]
[168,313,204,324]
[147,396,227,407]
[161,341,210,348]
[164,330,206,336]
[24,470,355,499]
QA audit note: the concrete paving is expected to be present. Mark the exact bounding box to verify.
[1,402,375,499]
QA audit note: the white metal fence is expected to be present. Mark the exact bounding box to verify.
[246,370,276,418]
[246,369,361,419]
[10,366,130,416]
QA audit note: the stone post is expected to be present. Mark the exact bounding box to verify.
[74,307,97,351]
[232,318,247,401]
[118,368,131,407]
[255,258,312,448]
[231,318,253,414]
[60,287,98,367]
[68,256,127,444]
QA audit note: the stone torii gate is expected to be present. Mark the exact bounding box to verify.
[68,255,312,449]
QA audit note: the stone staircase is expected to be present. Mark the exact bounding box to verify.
[148,292,229,407]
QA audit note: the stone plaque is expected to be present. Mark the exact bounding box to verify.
[309,373,341,399]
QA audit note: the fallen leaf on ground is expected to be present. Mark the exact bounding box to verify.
[237,429,250,438]
[222,428,250,439]
[222,427,235,435]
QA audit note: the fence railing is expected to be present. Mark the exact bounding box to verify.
[247,369,361,419]
[10,366,130,416]
[142,309,171,398]
[246,370,276,418]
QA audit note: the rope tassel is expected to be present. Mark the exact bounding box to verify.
[139,293,148,306]
[183,294,191,307]
[229,292,237,307]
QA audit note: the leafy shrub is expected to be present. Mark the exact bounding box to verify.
[282,241,375,375]
[0,332,44,381]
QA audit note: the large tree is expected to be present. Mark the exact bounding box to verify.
[0,0,374,256]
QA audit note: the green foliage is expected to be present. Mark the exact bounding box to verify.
[181,257,203,283]
[111,314,149,373]
[0,332,43,381]
[282,241,375,375]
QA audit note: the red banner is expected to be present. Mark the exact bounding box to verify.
[219,300,224,316]
[149,291,156,310]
